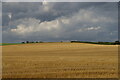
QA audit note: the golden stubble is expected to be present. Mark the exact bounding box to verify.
[2,43,118,78]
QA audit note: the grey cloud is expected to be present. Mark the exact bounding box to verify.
[2,2,118,43]
[2,0,120,2]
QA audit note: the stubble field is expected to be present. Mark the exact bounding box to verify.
[2,42,118,78]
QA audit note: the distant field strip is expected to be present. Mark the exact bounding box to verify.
[2,43,118,78]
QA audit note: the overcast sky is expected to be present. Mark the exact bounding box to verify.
[2,2,118,43]
[2,0,120,2]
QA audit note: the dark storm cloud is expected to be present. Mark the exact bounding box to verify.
[2,2,111,26]
[2,2,118,43]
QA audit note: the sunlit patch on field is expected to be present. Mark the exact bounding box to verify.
[2,43,118,78]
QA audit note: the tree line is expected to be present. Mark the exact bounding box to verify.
[70,40,120,45]
[21,41,43,44]
[21,40,120,45]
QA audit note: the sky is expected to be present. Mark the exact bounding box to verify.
[2,2,118,43]
[0,2,1,43]
[2,0,120,2]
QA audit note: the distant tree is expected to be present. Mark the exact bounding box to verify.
[21,42,25,44]
[114,40,120,45]
[115,40,119,43]
[71,40,79,43]
[31,42,34,43]
[36,41,38,43]
[26,41,29,43]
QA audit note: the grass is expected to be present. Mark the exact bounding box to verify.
[0,43,22,46]
[1,42,45,46]
[2,42,118,78]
